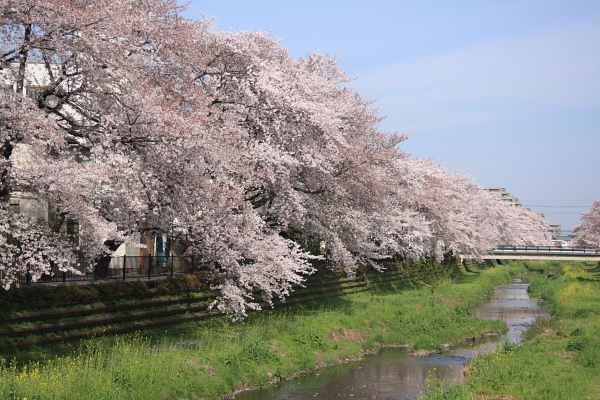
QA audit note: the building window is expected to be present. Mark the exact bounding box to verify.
[0,85,13,100]
[26,85,46,100]
[9,197,20,213]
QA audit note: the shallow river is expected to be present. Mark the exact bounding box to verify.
[232,279,548,400]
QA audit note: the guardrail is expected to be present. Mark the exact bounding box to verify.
[494,246,600,254]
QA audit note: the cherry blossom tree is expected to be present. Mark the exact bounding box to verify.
[0,203,78,289]
[501,205,552,246]
[573,200,600,249]
[400,160,504,259]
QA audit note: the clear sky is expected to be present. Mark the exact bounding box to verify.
[180,0,600,235]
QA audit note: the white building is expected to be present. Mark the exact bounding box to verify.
[483,187,524,208]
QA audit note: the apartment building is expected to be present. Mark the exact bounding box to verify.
[483,187,524,208]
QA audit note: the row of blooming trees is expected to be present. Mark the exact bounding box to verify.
[0,0,551,317]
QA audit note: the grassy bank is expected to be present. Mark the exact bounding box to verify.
[424,261,600,400]
[0,262,523,400]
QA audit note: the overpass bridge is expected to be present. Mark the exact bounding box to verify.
[477,246,600,262]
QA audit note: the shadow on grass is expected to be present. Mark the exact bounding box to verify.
[585,262,600,281]
[0,290,366,365]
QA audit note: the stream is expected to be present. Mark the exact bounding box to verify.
[232,279,548,400]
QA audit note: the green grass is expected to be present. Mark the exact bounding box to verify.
[0,262,524,400]
[422,261,600,400]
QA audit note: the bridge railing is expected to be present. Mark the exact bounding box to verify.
[494,246,600,254]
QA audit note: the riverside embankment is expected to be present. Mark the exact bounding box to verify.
[0,262,525,400]
[232,278,548,400]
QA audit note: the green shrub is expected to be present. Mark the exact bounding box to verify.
[577,343,600,367]
[240,340,279,363]
[295,327,327,349]
[566,337,589,351]
[413,335,442,351]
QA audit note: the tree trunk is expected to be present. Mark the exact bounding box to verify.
[94,240,121,279]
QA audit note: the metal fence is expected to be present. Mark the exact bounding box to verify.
[9,255,213,285]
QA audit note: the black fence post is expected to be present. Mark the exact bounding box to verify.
[148,255,152,279]
[171,254,174,277]
[63,270,66,283]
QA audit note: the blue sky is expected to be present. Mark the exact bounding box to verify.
[180,0,600,235]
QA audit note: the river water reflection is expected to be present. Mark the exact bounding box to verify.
[233,279,547,400]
